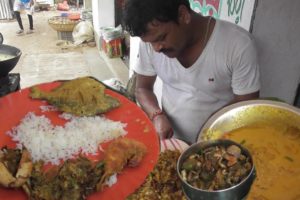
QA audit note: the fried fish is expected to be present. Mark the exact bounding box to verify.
[30,77,120,116]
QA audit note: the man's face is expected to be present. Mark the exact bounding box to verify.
[141,20,187,58]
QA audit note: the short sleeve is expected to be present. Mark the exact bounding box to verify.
[133,41,157,76]
[231,38,260,95]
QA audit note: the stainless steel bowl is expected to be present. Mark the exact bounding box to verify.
[197,100,300,141]
[177,139,256,200]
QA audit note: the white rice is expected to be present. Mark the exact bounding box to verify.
[40,105,58,112]
[7,112,127,165]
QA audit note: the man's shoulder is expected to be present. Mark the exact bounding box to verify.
[215,19,253,42]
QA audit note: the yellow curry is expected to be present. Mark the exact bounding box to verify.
[223,122,300,200]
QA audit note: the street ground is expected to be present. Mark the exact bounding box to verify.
[0,9,128,88]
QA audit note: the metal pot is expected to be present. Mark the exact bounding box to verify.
[177,139,256,200]
[0,33,3,44]
[0,33,22,77]
[196,100,300,200]
[198,100,300,141]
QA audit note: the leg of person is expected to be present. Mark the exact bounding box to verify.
[26,14,34,34]
[14,11,24,34]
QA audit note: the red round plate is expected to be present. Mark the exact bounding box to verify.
[0,81,160,200]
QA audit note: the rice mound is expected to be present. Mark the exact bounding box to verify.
[7,112,127,165]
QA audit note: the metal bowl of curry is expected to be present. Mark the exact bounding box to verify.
[177,139,255,200]
[197,100,300,199]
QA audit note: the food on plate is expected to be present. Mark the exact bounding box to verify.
[7,112,127,165]
[23,157,105,200]
[97,138,147,190]
[0,147,33,188]
[223,122,300,199]
[128,150,186,200]
[0,138,147,200]
[180,144,252,190]
[29,77,120,116]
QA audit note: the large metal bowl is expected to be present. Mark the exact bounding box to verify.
[194,100,300,199]
[177,139,256,200]
[198,100,300,141]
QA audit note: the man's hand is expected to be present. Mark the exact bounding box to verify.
[134,73,173,139]
[152,114,173,139]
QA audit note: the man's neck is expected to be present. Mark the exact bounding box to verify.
[177,15,215,68]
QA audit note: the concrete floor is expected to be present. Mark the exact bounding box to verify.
[0,10,129,88]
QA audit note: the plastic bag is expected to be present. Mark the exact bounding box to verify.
[103,78,135,102]
[72,21,94,45]
[57,0,69,11]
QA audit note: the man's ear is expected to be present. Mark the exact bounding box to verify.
[178,5,191,24]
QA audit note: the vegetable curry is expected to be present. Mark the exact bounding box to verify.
[223,122,300,200]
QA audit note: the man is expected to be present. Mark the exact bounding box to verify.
[14,0,35,35]
[123,0,260,144]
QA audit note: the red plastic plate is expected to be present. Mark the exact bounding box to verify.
[0,81,160,200]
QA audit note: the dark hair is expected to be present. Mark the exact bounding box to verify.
[122,0,191,36]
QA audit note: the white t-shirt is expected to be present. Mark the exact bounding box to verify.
[14,0,33,15]
[133,20,260,143]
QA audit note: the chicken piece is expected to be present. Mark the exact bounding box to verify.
[0,148,33,188]
[11,149,33,187]
[30,77,120,116]
[0,162,16,187]
[97,138,147,190]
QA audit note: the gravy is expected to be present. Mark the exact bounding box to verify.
[224,123,300,200]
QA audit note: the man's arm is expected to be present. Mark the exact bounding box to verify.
[135,74,160,114]
[135,73,173,139]
[230,91,260,104]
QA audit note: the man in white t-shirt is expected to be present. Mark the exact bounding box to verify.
[123,0,260,144]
